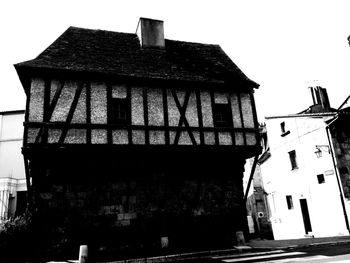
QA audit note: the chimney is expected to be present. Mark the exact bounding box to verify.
[136,18,165,49]
[309,86,331,111]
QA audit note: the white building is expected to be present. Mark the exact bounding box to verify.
[254,87,350,239]
[0,110,26,221]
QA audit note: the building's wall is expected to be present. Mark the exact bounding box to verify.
[30,151,248,256]
[330,121,350,221]
[244,159,273,239]
[26,78,258,148]
[0,112,27,221]
[262,116,348,239]
[332,128,350,199]
[22,77,260,257]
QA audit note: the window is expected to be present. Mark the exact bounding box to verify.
[280,122,286,133]
[280,121,290,137]
[288,150,298,170]
[213,103,233,128]
[317,174,325,184]
[286,195,294,210]
[110,98,130,125]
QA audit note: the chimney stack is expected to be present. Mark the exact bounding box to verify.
[309,86,331,111]
[136,18,165,49]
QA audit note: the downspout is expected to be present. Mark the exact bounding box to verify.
[325,115,350,233]
[244,155,259,202]
[23,155,32,210]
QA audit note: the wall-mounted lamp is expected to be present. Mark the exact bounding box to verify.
[315,145,330,158]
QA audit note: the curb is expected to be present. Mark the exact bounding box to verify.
[56,239,350,263]
[98,247,250,263]
[247,239,350,251]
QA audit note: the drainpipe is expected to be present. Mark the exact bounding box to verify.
[325,115,350,233]
[244,155,259,202]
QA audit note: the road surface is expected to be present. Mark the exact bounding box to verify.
[184,243,350,262]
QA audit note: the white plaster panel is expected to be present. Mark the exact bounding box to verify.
[91,82,107,124]
[235,132,245,145]
[241,93,255,128]
[64,129,86,144]
[112,84,127,98]
[204,132,215,145]
[178,131,192,145]
[175,90,186,106]
[169,131,176,144]
[131,87,144,125]
[214,92,228,104]
[230,93,242,128]
[113,129,128,144]
[91,129,107,144]
[219,132,232,145]
[132,130,145,144]
[192,131,200,145]
[50,80,60,104]
[246,132,257,146]
[29,78,45,122]
[48,129,62,144]
[185,92,198,127]
[72,86,86,123]
[167,90,180,127]
[148,88,164,126]
[149,130,165,144]
[50,81,76,122]
[27,128,40,143]
[200,91,213,127]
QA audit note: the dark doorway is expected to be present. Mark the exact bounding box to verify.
[15,191,27,216]
[300,199,312,234]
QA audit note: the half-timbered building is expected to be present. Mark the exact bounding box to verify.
[15,18,261,258]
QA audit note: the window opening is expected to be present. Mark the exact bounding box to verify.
[280,121,290,136]
[286,195,294,210]
[289,150,298,170]
[317,174,325,184]
[213,103,232,128]
[110,98,130,125]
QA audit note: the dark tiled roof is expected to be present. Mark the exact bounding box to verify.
[15,26,258,88]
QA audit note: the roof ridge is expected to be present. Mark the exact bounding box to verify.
[67,26,136,36]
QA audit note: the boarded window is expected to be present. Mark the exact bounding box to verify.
[213,103,232,128]
[289,150,298,170]
[110,98,130,125]
[286,195,294,210]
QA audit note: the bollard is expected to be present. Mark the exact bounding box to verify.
[235,231,246,246]
[79,245,88,263]
[161,236,169,249]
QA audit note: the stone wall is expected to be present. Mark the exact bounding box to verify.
[29,150,247,260]
[332,127,350,199]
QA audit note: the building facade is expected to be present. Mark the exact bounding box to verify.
[15,18,261,258]
[256,87,350,239]
[0,110,27,221]
[244,125,273,239]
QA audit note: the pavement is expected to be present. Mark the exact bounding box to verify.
[49,235,350,263]
[246,235,350,250]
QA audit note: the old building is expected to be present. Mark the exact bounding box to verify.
[244,124,273,239]
[255,86,350,239]
[0,110,27,221]
[15,18,261,258]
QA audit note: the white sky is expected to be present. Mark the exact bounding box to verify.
[1,0,350,121]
